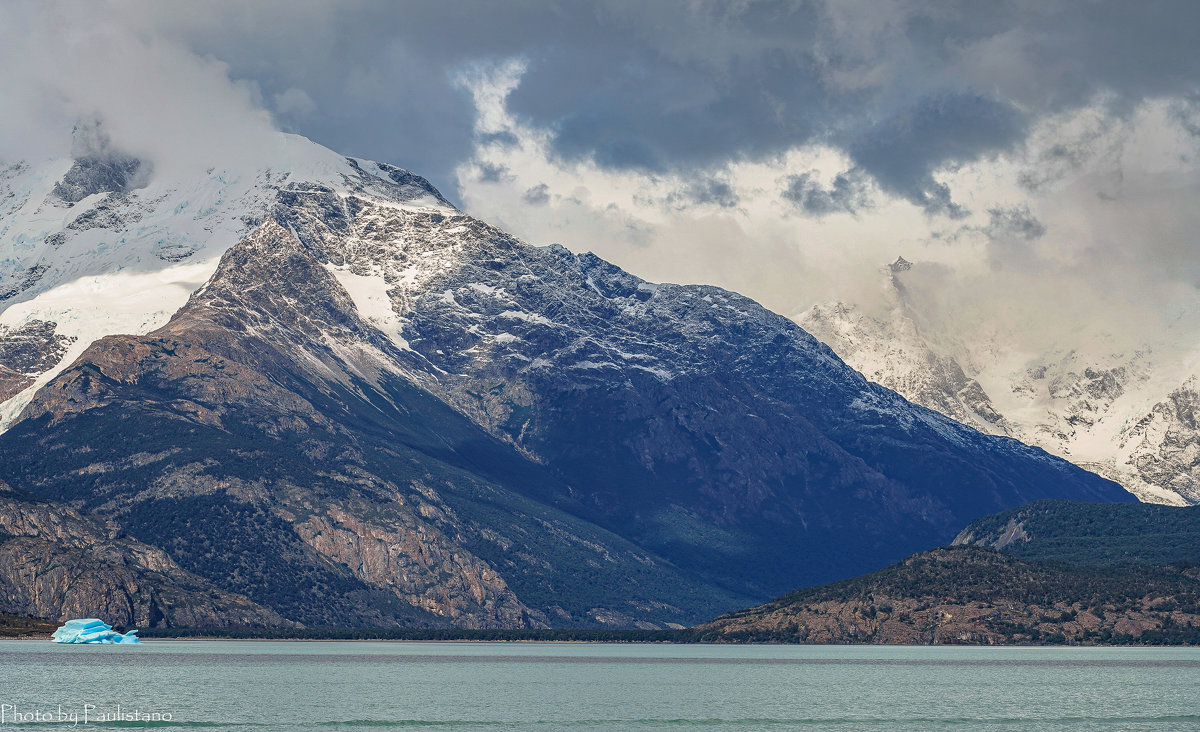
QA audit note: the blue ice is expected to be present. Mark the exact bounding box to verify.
[51,618,140,644]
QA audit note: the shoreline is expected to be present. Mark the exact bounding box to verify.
[10,614,1199,646]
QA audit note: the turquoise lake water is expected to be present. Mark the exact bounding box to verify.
[0,640,1198,730]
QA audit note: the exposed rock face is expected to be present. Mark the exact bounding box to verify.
[0,482,286,628]
[51,156,145,205]
[0,321,75,404]
[0,365,31,403]
[51,117,148,205]
[290,500,537,626]
[0,320,73,373]
[1120,378,1200,503]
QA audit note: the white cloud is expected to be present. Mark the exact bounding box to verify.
[0,1,279,175]
[273,88,318,120]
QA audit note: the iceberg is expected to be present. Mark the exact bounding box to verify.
[51,618,140,644]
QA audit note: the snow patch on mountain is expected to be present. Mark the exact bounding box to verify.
[323,264,411,352]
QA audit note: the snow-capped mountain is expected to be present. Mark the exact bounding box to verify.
[801,258,1013,439]
[0,125,1129,628]
[799,259,1200,506]
[0,119,446,428]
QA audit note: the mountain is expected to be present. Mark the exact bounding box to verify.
[798,260,1200,506]
[0,121,364,427]
[0,127,1131,628]
[693,545,1200,645]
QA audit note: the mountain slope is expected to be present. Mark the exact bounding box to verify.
[0,218,740,628]
[0,124,441,428]
[0,130,1131,627]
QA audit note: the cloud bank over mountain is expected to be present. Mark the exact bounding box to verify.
[3,0,1200,354]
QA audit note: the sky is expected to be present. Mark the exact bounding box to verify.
[3,0,1200,351]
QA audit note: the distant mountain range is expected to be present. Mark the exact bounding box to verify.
[0,124,1129,629]
[799,259,1200,505]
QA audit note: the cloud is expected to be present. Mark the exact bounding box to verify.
[15,0,1191,215]
[273,87,318,121]
[669,178,740,210]
[476,162,513,183]
[846,93,1027,216]
[782,169,872,216]
[522,183,550,206]
[978,204,1047,271]
[986,205,1046,241]
[452,53,1200,362]
[478,131,521,148]
[0,0,278,175]
[5,0,1200,368]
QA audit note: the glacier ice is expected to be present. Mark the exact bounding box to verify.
[51,618,140,644]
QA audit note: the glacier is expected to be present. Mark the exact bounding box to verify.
[51,618,140,644]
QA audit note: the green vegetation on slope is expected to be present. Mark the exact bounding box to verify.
[954,499,1200,567]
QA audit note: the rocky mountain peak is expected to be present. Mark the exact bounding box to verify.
[52,116,149,204]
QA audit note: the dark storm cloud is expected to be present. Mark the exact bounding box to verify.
[670,178,740,209]
[846,92,1027,216]
[782,169,872,216]
[476,162,513,183]
[986,205,1046,242]
[522,183,550,206]
[509,3,828,172]
[113,0,1200,209]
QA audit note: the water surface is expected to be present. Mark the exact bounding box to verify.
[1,641,1197,730]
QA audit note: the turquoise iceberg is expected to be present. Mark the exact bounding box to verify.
[51,618,140,644]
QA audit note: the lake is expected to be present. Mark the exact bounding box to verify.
[0,641,1198,730]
